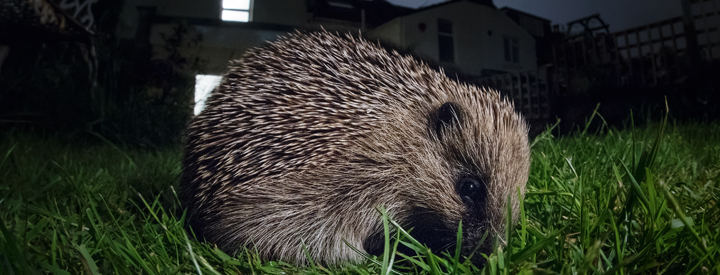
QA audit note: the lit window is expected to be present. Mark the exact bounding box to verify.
[194,74,223,115]
[221,0,251,22]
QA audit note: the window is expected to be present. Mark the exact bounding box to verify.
[438,19,454,63]
[504,37,519,63]
[194,74,223,115]
[221,0,251,22]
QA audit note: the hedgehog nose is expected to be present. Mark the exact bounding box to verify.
[461,234,493,265]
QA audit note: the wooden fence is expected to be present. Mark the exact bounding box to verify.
[476,71,551,121]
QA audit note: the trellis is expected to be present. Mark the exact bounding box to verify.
[477,71,551,121]
[0,0,97,36]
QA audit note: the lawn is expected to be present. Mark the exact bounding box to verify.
[1,117,719,274]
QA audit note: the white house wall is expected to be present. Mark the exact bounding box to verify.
[371,17,405,46]
[371,1,537,76]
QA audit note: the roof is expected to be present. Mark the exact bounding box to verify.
[311,0,414,28]
[312,0,498,28]
[499,6,551,23]
[407,0,496,15]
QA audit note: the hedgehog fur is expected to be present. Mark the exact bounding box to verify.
[180,31,530,265]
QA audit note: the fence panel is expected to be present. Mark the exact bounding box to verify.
[476,71,550,121]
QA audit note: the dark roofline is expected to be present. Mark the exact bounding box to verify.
[403,0,496,16]
[310,0,414,28]
[499,6,551,23]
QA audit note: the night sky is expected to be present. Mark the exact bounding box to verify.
[387,0,683,32]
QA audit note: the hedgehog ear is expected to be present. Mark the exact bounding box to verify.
[434,102,463,137]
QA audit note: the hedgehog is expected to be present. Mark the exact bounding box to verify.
[180,31,530,265]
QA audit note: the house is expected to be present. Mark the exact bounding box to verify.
[117,0,542,75]
[369,0,538,76]
[500,6,553,66]
[115,0,317,113]
[114,0,541,113]
[116,0,313,75]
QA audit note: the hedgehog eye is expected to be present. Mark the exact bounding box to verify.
[457,177,485,205]
[434,102,463,137]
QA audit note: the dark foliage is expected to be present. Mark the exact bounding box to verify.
[0,1,200,147]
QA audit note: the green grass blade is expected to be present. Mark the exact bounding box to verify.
[75,244,100,275]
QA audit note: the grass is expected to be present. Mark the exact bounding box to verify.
[1,116,719,274]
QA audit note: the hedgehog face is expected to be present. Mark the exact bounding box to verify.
[416,97,529,262]
[366,94,530,263]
